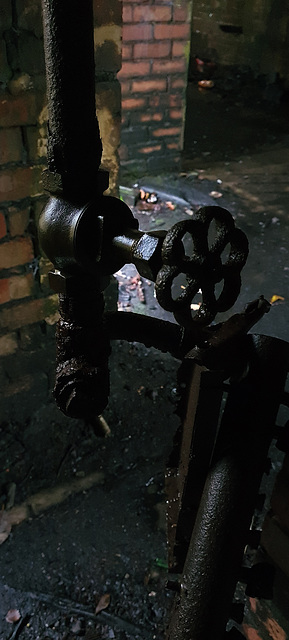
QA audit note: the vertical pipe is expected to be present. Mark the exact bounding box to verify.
[40,0,110,419]
[41,0,102,200]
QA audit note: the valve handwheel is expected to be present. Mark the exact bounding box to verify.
[155,206,249,328]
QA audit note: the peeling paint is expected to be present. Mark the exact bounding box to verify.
[94,25,121,53]
[264,617,287,640]
[249,597,258,614]
[243,624,263,640]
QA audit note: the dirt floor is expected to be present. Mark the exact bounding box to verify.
[1,79,289,639]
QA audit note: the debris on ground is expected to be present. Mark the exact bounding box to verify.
[198,79,215,90]
[209,190,223,198]
[117,270,146,311]
[270,294,285,305]
[135,188,159,210]
[5,609,21,624]
[95,593,111,615]
[0,472,104,545]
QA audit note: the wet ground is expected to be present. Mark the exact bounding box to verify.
[1,81,289,639]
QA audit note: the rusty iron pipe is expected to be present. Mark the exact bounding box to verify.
[41,0,102,200]
[40,0,111,418]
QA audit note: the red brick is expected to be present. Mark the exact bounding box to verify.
[171,77,186,88]
[174,5,190,22]
[169,94,183,107]
[123,24,153,42]
[133,5,172,22]
[120,80,131,95]
[167,142,180,150]
[122,3,132,22]
[0,211,7,239]
[138,144,162,154]
[0,237,34,269]
[118,61,151,78]
[153,126,182,137]
[0,166,44,203]
[172,40,186,57]
[140,112,163,122]
[0,278,9,304]
[0,93,39,127]
[122,43,133,60]
[122,97,146,110]
[131,78,167,92]
[9,273,35,301]
[134,41,171,59]
[0,273,34,304]
[0,128,24,165]
[0,333,18,356]
[154,23,190,40]
[0,295,58,331]
[8,207,30,237]
[152,59,186,74]
[149,96,160,107]
[170,109,184,119]
[119,144,129,161]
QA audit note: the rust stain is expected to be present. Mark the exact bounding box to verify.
[243,624,263,640]
[264,617,286,640]
[249,597,258,614]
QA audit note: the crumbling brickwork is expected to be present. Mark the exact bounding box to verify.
[119,0,192,173]
[0,0,122,419]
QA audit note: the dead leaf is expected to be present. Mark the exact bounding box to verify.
[0,510,12,544]
[198,80,214,89]
[270,294,285,304]
[209,191,223,198]
[95,593,111,615]
[71,619,83,634]
[5,609,21,623]
[166,201,176,210]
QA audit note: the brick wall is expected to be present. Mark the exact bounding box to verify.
[0,0,121,421]
[119,0,192,173]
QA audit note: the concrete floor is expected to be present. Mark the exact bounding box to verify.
[1,84,289,639]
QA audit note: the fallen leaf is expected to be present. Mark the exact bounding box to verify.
[5,609,21,623]
[270,294,285,304]
[95,593,111,615]
[71,619,83,634]
[0,510,12,544]
[165,201,176,210]
[209,191,223,198]
[198,80,214,89]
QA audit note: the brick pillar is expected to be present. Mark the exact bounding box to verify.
[0,0,122,421]
[119,0,192,173]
